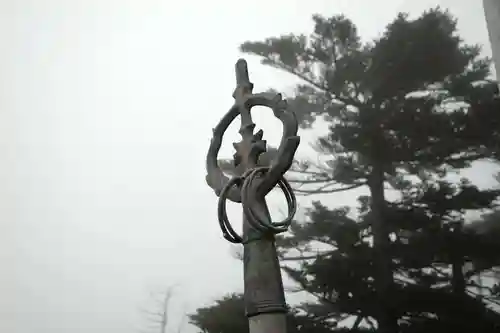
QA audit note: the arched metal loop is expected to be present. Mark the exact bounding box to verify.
[217,167,297,244]
[206,105,244,203]
[205,60,300,203]
[217,176,245,243]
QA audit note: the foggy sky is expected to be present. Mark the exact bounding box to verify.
[0,1,496,333]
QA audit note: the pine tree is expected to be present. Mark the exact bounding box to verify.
[233,7,500,333]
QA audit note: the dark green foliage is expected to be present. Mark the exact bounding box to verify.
[189,293,371,333]
[279,180,500,332]
[196,6,500,333]
[240,5,500,332]
[240,8,496,178]
[189,294,248,333]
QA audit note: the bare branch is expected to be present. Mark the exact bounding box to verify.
[176,306,188,333]
[138,307,164,318]
[140,285,181,333]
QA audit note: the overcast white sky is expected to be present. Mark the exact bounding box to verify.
[0,1,497,333]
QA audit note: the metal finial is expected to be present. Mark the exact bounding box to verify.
[235,59,250,86]
[205,59,301,332]
[233,59,254,100]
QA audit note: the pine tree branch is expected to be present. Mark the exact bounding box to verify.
[288,169,331,177]
[283,285,303,293]
[364,316,376,329]
[139,307,164,319]
[280,252,333,261]
[263,58,362,108]
[287,177,337,184]
[294,182,365,196]
[467,289,500,307]
[430,264,451,277]
[350,315,364,331]
[465,264,500,279]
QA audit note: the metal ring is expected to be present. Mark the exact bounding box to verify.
[241,167,296,234]
[216,167,296,244]
[218,176,244,243]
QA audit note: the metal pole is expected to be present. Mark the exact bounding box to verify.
[483,0,500,88]
[244,198,288,333]
[206,59,300,333]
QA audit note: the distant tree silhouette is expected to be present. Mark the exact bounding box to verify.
[139,286,186,333]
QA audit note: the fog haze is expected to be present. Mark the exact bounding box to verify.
[0,1,494,332]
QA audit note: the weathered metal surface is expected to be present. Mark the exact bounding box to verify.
[205,59,300,201]
[205,58,300,333]
[217,167,297,244]
[242,194,288,317]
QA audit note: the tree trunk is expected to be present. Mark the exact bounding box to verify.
[369,164,398,333]
[450,225,466,296]
[449,224,469,331]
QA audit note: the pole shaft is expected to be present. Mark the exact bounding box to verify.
[249,313,287,333]
[243,194,287,333]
